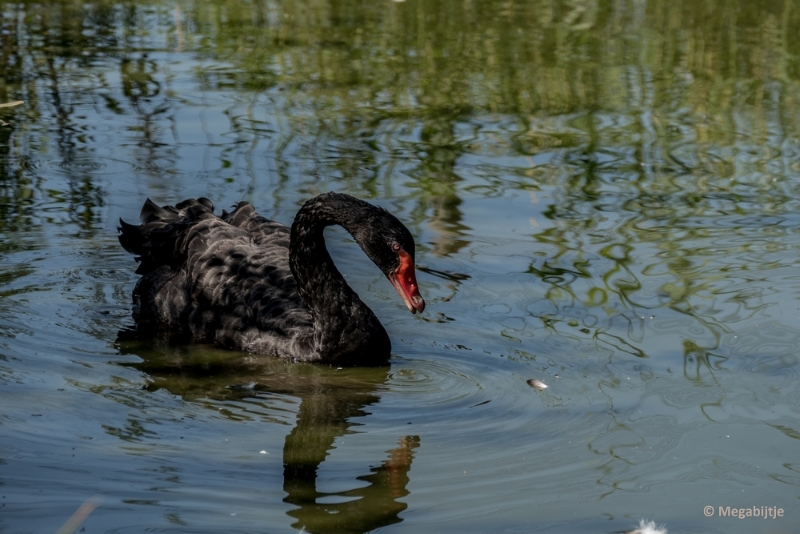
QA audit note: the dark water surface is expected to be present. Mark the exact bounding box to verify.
[2,0,800,532]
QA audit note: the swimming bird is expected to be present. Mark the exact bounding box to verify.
[118,192,425,366]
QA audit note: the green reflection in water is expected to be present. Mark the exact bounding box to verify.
[4,0,799,330]
[2,0,800,530]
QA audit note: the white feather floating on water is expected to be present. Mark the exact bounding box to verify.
[623,518,667,534]
[526,378,548,390]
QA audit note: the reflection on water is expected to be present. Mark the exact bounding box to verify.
[119,333,417,533]
[284,434,418,533]
[2,0,800,532]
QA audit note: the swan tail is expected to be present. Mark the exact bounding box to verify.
[119,197,216,275]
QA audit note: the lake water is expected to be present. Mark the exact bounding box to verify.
[2,1,800,532]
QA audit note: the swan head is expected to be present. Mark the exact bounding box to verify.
[387,241,425,314]
[352,208,425,315]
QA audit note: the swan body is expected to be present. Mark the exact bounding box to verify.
[118,193,424,366]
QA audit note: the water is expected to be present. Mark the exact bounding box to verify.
[2,0,800,532]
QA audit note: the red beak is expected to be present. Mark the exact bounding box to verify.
[388,249,425,314]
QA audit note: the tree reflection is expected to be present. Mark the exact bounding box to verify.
[410,116,471,257]
[117,332,418,534]
[3,0,800,379]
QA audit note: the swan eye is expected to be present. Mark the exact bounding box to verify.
[391,242,401,252]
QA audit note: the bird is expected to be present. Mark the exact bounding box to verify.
[118,192,425,366]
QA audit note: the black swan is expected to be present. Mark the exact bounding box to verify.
[118,192,425,366]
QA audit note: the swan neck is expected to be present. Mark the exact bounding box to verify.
[289,194,389,363]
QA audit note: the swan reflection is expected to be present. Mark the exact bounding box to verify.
[117,333,418,533]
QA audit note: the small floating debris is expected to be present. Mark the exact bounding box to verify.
[56,495,102,534]
[226,382,258,390]
[615,519,667,534]
[526,379,548,390]
[0,101,24,126]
